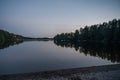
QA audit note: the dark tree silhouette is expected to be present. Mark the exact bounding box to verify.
[54,19,120,43]
[0,29,23,49]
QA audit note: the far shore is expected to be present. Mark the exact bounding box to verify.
[0,64,120,80]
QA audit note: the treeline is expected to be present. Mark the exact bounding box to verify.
[23,37,53,41]
[0,29,23,49]
[54,19,120,43]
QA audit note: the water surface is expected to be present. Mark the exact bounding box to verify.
[0,41,118,74]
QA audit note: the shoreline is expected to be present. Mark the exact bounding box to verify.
[0,64,120,80]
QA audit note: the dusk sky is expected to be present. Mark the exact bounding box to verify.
[0,0,120,37]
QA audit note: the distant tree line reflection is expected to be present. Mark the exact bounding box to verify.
[54,41,120,63]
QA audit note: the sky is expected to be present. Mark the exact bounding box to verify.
[0,0,120,37]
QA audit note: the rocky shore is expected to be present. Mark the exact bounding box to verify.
[0,64,120,80]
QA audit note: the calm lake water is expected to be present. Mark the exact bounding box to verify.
[0,41,118,74]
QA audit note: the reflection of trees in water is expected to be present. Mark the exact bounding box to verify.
[54,41,120,63]
[54,41,80,51]
[0,41,23,50]
[0,39,50,50]
[79,43,120,63]
[1,39,120,63]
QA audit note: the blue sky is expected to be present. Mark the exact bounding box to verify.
[0,0,120,37]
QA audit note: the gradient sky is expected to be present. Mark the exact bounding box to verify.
[0,0,120,37]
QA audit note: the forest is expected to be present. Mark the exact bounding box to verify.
[0,29,23,49]
[53,19,120,63]
[54,19,120,43]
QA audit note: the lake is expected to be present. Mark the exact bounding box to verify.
[0,41,119,74]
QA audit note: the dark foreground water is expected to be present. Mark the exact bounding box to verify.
[0,41,118,74]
